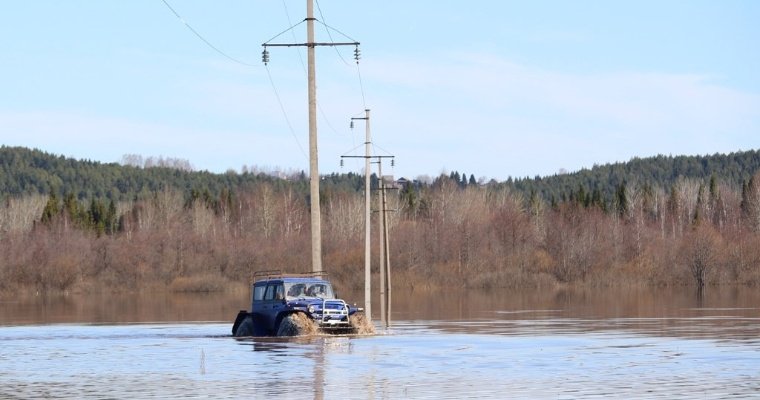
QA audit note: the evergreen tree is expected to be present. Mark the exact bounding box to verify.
[89,198,107,235]
[590,188,604,210]
[641,183,655,220]
[400,183,418,217]
[106,199,118,234]
[708,174,722,227]
[615,181,628,218]
[740,179,750,218]
[576,185,587,208]
[41,192,60,224]
[62,192,86,229]
[693,184,705,226]
[528,190,541,218]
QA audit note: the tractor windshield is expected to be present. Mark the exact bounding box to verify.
[285,282,335,300]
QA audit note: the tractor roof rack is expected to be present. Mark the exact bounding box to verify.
[251,270,329,283]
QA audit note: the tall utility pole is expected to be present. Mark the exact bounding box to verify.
[374,159,395,329]
[363,110,371,319]
[306,0,321,272]
[382,173,392,328]
[377,161,387,328]
[345,151,394,326]
[350,110,372,320]
[263,0,359,273]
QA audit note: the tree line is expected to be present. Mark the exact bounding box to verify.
[1,146,759,294]
[0,146,363,203]
[4,145,760,206]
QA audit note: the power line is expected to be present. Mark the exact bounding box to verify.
[315,0,352,67]
[280,0,352,143]
[162,0,358,168]
[161,0,309,163]
[356,63,368,110]
[315,0,367,145]
[313,1,367,111]
[281,0,307,72]
[372,142,395,158]
[313,0,370,168]
[160,0,256,67]
[161,0,370,168]
[265,65,309,162]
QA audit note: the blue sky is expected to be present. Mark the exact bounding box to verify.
[1,1,759,181]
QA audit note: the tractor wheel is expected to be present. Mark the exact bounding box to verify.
[276,313,317,336]
[234,315,254,337]
[232,310,249,336]
[350,312,376,335]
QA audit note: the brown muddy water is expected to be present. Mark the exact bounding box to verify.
[1,287,759,399]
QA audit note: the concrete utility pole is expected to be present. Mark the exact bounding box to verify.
[345,151,395,326]
[263,0,359,273]
[364,110,372,320]
[306,0,321,273]
[375,159,395,329]
[350,110,372,320]
[382,173,392,329]
[378,161,386,328]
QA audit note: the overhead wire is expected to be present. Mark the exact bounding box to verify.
[372,143,395,157]
[314,0,368,112]
[280,0,356,168]
[281,0,307,72]
[161,0,374,171]
[262,19,307,46]
[315,0,367,171]
[315,0,367,115]
[160,0,256,67]
[356,64,369,111]
[265,65,309,162]
[160,0,307,163]
[315,0,352,67]
[316,0,373,171]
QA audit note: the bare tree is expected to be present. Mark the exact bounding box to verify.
[120,154,144,168]
[681,225,722,288]
[325,192,363,243]
[0,195,47,235]
[191,201,215,238]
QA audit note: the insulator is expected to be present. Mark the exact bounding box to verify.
[350,120,354,129]
[262,48,270,65]
[340,159,344,167]
[391,159,395,167]
[353,46,361,63]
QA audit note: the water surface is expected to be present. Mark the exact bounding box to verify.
[1,287,759,398]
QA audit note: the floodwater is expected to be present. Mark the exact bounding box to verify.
[1,287,760,399]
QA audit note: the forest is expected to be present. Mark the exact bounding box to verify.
[1,145,760,294]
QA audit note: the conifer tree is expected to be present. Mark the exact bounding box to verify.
[615,181,628,218]
[693,184,705,226]
[41,192,60,224]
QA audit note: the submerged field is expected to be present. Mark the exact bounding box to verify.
[1,287,759,398]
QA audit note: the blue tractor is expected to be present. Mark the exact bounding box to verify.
[232,271,366,336]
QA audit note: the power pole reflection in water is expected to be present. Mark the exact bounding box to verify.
[306,337,356,399]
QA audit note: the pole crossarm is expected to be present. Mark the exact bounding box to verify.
[341,155,394,159]
[264,42,360,47]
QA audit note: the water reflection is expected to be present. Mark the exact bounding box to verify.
[0,291,245,325]
[386,286,760,342]
[0,310,759,398]
[3,287,760,343]
[229,335,358,400]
